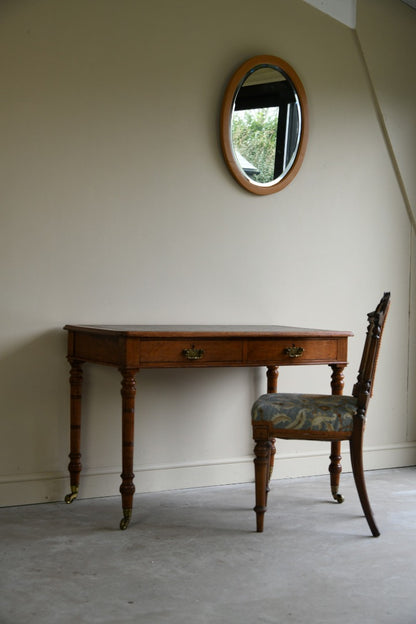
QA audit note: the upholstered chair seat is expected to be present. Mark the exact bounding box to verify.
[252,393,358,435]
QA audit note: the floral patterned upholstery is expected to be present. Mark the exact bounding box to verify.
[252,393,358,433]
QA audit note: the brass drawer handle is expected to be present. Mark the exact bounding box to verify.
[284,344,304,358]
[183,345,205,360]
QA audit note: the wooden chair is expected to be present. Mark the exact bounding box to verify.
[251,292,390,536]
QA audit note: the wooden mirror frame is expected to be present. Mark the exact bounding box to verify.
[220,55,309,195]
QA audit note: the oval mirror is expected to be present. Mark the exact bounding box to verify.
[220,55,308,195]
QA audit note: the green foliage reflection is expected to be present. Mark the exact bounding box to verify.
[232,107,278,183]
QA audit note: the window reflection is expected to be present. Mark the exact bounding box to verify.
[232,66,300,184]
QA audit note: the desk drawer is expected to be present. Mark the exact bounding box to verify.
[140,339,243,365]
[246,338,340,364]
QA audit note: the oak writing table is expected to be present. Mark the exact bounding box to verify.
[63,324,352,529]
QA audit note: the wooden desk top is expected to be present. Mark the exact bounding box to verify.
[64,324,352,338]
[64,325,352,369]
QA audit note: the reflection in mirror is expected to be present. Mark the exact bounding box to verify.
[233,66,300,184]
[220,56,308,195]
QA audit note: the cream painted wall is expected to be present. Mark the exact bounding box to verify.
[356,0,416,444]
[357,0,416,218]
[1,0,415,507]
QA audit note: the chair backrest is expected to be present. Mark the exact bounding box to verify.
[352,292,391,410]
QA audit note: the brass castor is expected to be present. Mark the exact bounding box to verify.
[64,486,79,504]
[120,508,132,530]
[332,488,344,504]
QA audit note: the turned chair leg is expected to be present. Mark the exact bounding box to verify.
[329,441,344,503]
[254,439,272,532]
[265,438,276,503]
[349,433,380,537]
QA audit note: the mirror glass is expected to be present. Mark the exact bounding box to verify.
[220,56,308,195]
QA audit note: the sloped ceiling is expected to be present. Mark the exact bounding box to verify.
[302,0,356,27]
[303,0,416,28]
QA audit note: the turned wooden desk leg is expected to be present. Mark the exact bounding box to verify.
[65,358,84,504]
[329,364,345,504]
[266,366,279,485]
[119,368,138,530]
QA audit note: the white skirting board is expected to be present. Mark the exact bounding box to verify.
[1,442,415,507]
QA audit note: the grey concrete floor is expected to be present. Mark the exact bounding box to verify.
[1,467,416,624]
